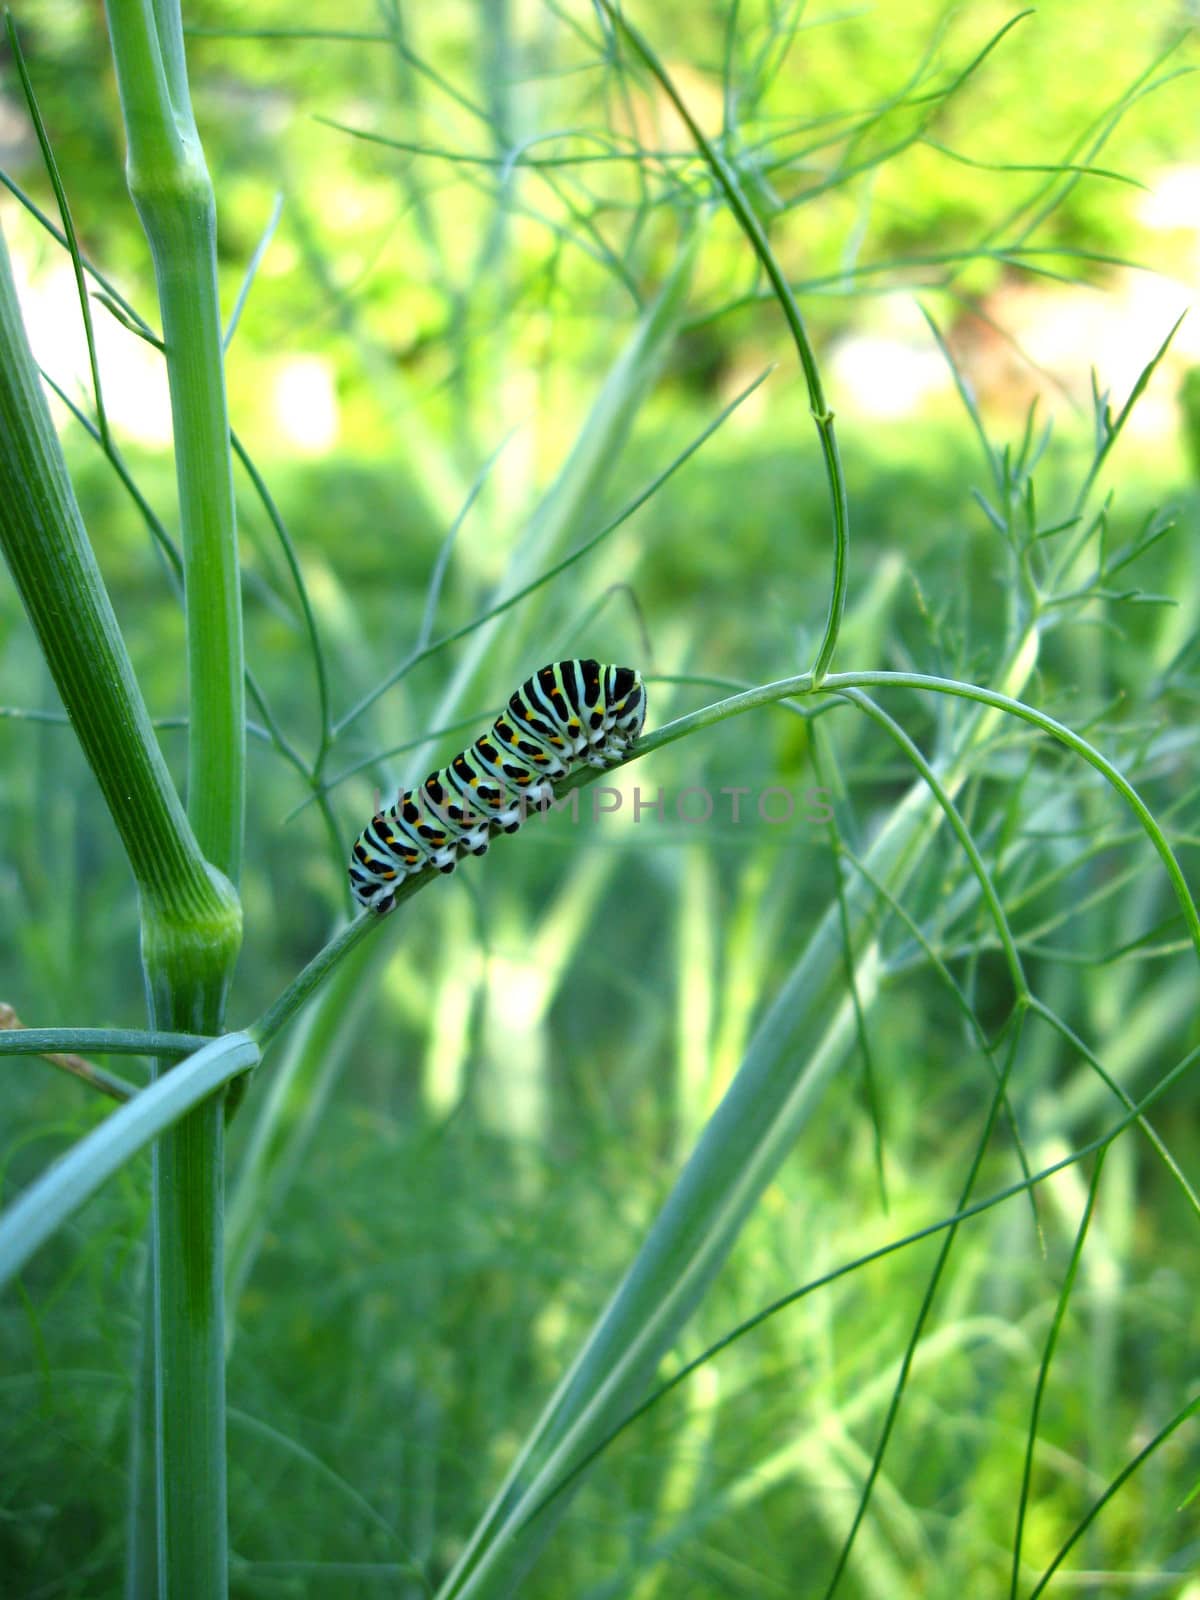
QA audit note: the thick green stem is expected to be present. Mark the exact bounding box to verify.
[1,207,241,1594]
[104,0,244,886]
[99,0,244,1590]
[148,1095,227,1597]
[0,228,227,937]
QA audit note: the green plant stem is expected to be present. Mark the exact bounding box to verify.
[0,228,231,941]
[0,1023,214,1104]
[628,662,1200,956]
[0,194,241,1595]
[527,1039,1200,1532]
[101,0,244,1591]
[1026,1390,1200,1599]
[1010,1151,1106,1597]
[598,0,849,682]
[0,1028,213,1056]
[104,0,243,886]
[249,915,379,1051]
[226,936,387,1336]
[126,1259,158,1600]
[147,1090,226,1598]
[4,11,110,446]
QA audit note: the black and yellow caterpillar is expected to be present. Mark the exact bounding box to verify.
[348,660,647,914]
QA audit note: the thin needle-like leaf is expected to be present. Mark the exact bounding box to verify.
[1010,1153,1106,1599]
[597,0,850,682]
[1025,1390,1200,1598]
[822,1026,1024,1599]
[332,365,773,741]
[232,434,332,747]
[224,191,283,350]
[4,11,111,446]
[520,1043,1200,1535]
[0,167,158,339]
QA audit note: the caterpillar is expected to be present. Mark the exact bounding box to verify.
[348,660,647,915]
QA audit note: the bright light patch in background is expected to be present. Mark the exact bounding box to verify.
[2,205,343,455]
[1137,163,1200,239]
[4,219,174,446]
[825,164,1200,430]
[830,332,951,419]
[271,355,339,454]
[828,294,955,419]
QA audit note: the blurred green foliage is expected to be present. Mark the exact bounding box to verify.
[2,1,1199,1595]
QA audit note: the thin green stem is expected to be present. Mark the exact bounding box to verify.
[4,12,110,447]
[1070,314,1186,529]
[331,363,769,741]
[224,193,282,350]
[813,728,888,1209]
[37,367,184,584]
[824,671,1200,958]
[1026,1391,1200,1598]
[0,1028,212,1056]
[225,936,386,1332]
[1027,999,1200,1218]
[841,842,1042,1237]
[634,667,1200,961]
[838,689,1028,998]
[0,167,160,339]
[231,434,331,755]
[597,0,849,683]
[247,914,379,1052]
[1010,1152,1106,1599]
[823,1024,1024,1598]
[522,1039,1200,1533]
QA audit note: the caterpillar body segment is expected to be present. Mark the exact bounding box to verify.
[348,660,646,915]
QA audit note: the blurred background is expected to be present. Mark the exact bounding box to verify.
[2,1,1199,1595]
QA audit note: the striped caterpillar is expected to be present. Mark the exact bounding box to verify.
[348,660,647,914]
